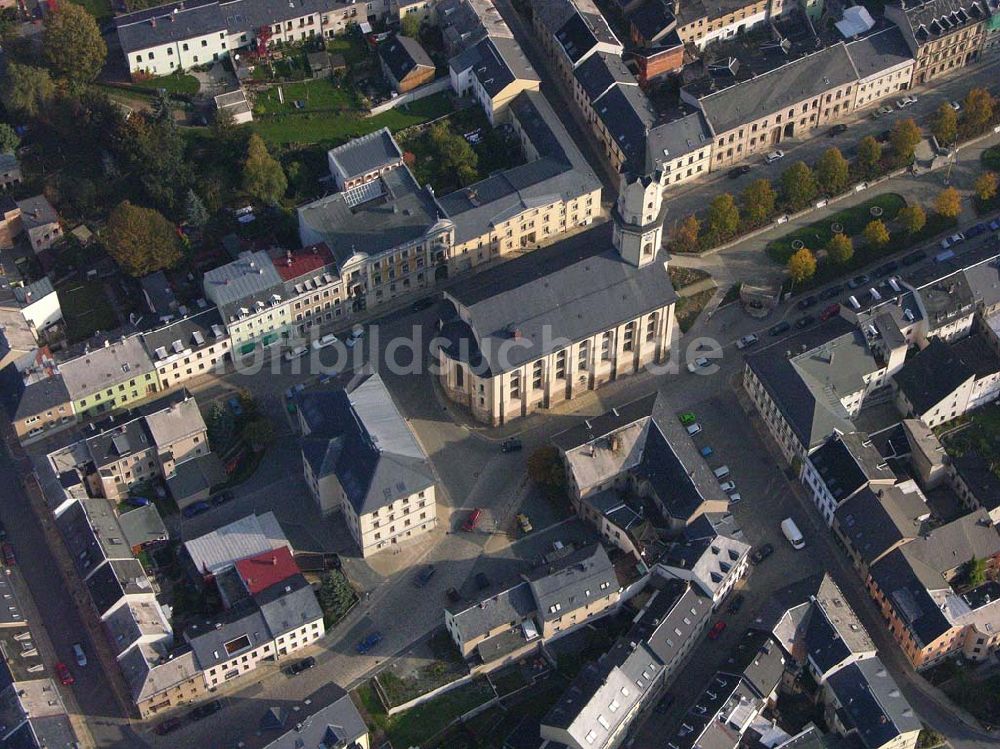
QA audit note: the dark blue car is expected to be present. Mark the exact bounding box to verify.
[356,632,383,654]
[182,501,211,519]
[126,497,151,507]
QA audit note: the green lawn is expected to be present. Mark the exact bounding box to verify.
[943,673,1000,723]
[57,280,118,343]
[253,91,454,147]
[253,79,357,116]
[133,73,201,96]
[70,0,112,21]
[943,402,1000,464]
[766,193,906,263]
[327,36,369,65]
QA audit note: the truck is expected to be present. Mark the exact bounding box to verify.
[780,518,805,550]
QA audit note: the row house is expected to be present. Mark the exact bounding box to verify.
[532,0,624,100]
[141,307,231,390]
[846,28,917,109]
[673,0,785,49]
[886,0,988,85]
[438,173,676,426]
[117,0,386,79]
[60,335,158,420]
[449,34,541,124]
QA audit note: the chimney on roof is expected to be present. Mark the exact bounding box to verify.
[272,555,277,565]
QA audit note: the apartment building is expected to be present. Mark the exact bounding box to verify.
[822,658,921,749]
[674,0,784,48]
[141,308,231,390]
[60,335,158,419]
[4,348,74,444]
[449,34,541,123]
[203,250,292,355]
[18,196,62,255]
[273,243,346,336]
[438,172,676,426]
[533,0,624,96]
[886,0,987,85]
[81,392,208,500]
[684,44,859,170]
[261,688,369,749]
[800,432,896,526]
[299,373,438,557]
[328,127,404,191]
[438,90,602,269]
[847,28,916,108]
[529,544,621,638]
[0,277,62,356]
[116,0,383,78]
[658,515,751,607]
[119,645,207,719]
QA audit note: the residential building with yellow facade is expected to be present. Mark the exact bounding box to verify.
[60,335,158,420]
[299,373,438,558]
[886,0,987,85]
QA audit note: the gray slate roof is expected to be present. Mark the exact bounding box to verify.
[253,574,322,638]
[59,335,156,401]
[4,366,70,422]
[952,451,1000,512]
[834,484,927,566]
[203,250,287,321]
[826,658,920,749]
[379,34,433,83]
[261,688,367,749]
[693,44,858,136]
[141,307,227,362]
[528,543,617,622]
[118,505,168,551]
[456,36,538,97]
[808,432,895,506]
[298,373,434,516]
[328,128,403,183]
[593,83,655,172]
[573,50,637,102]
[889,0,992,46]
[894,338,974,414]
[186,604,272,668]
[116,0,226,54]
[447,581,537,643]
[846,27,914,81]
[440,222,677,375]
[646,111,713,168]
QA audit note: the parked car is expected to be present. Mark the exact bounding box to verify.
[727,594,745,615]
[414,565,437,587]
[736,334,759,349]
[356,632,383,654]
[719,480,736,493]
[211,490,235,507]
[768,321,790,336]
[751,543,774,565]
[411,297,435,312]
[700,446,714,457]
[727,492,742,503]
[72,643,87,667]
[500,438,523,453]
[687,356,711,373]
[55,662,74,686]
[126,497,151,508]
[227,397,243,417]
[311,333,338,350]
[941,233,965,250]
[190,700,222,720]
[154,717,183,735]
[795,315,814,328]
[827,124,848,137]
[679,411,697,426]
[818,284,844,300]
[707,620,727,640]
[796,295,818,310]
[727,165,752,179]
[686,423,703,436]
[950,100,962,111]
[895,95,915,108]
[475,572,490,590]
[848,274,870,289]
[345,325,365,348]
[965,222,989,239]
[2,543,14,566]
[902,250,927,265]
[284,345,309,362]
[516,513,533,533]
[286,657,317,676]
[462,509,483,532]
[182,501,211,519]
[764,150,784,164]
[989,219,1000,232]
[819,303,841,322]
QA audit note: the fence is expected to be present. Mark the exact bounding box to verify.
[367,77,452,116]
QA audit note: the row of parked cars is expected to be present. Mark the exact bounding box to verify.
[679,412,741,503]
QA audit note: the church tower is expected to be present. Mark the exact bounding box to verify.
[612,169,668,268]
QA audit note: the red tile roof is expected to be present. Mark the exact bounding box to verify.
[234,546,301,595]
[271,243,336,282]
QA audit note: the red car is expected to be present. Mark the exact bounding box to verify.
[707,620,727,641]
[819,303,841,322]
[462,508,483,532]
[54,662,74,686]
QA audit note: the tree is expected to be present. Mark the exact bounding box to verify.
[856,136,882,179]
[184,189,210,228]
[43,3,107,85]
[670,215,700,253]
[426,122,478,187]
[931,102,958,146]
[816,147,850,195]
[103,201,182,277]
[890,118,922,165]
[781,161,818,212]
[934,186,962,218]
[0,63,54,120]
[400,12,422,37]
[741,179,776,226]
[825,233,853,265]
[704,193,740,244]
[961,87,994,137]
[151,89,171,124]
[787,247,816,284]
[897,204,926,235]
[242,133,287,205]
[863,219,890,248]
[967,557,987,588]
[243,416,274,452]
[0,123,18,153]
[317,571,357,627]
[527,446,565,490]
[974,171,998,202]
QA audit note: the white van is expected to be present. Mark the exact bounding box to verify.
[848,295,861,310]
[780,518,805,550]
[686,423,703,436]
[713,465,731,480]
[284,345,309,361]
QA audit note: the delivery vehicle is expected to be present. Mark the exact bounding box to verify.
[780,518,805,550]
[312,333,338,350]
[284,345,309,361]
